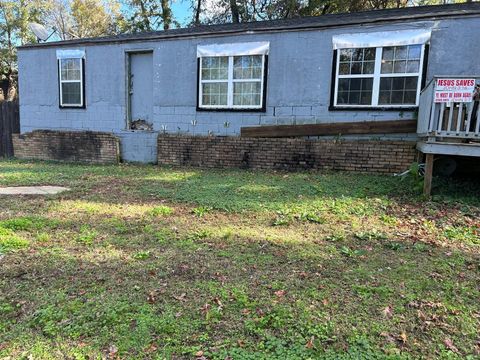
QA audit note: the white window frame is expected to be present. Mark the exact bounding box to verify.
[198,55,266,110]
[58,58,84,108]
[333,45,425,108]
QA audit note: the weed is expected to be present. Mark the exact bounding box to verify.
[413,242,428,252]
[155,229,176,244]
[192,206,212,217]
[150,205,174,217]
[0,216,55,232]
[186,229,211,241]
[384,242,404,251]
[340,246,360,257]
[0,227,29,253]
[133,251,151,260]
[325,232,346,242]
[297,211,325,224]
[380,214,398,225]
[76,225,98,245]
[444,225,479,245]
[272,211,291,226]
[36,232,51,242]
[354,230,387,241]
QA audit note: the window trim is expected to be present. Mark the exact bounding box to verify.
[58,58,85,109]
[197,55,268,112]
[330,44,426,110]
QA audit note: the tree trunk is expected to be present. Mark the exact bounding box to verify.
[161,0,172,29]
[194,0,201,25]
[6,74,17,101]
[229,0,240,23]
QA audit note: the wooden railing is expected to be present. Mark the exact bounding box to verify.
[418,76,480,140]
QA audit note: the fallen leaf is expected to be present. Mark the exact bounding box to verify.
[398,332,407,344]
[173,293,187,302]
[444,338,458,353]
[305,336,315,349]
[145,343,158,353]
[107,345,118,359]
[213,297,223,308]
[147,292,156,304]
[382,305,393,318]
[195,350,204,357]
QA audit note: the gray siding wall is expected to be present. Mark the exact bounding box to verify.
[18,16,480,136]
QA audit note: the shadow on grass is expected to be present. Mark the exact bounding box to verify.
[1,159,480,212]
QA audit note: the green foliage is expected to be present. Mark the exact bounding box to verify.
[444,225,479,245]
[150,205,174,217]
[0,216,55,232]
[155,228,176,244]
[325,232,346,242]
[383,242,404,251]
[133,250,151,260]
[76,225,98,245]
[399,162,424,194]
[0,226,29,253]
[340,245,360,257]
[354,230,387,241]
[192,206,212,217]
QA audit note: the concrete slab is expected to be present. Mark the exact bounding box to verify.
[0,186,70,195]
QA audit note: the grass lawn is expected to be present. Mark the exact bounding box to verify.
[0,160,479,359]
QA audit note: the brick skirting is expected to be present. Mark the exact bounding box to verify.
[13,130,120,164]
[158,135,417,174]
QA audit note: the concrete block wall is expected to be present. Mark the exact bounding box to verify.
[17,17,480,138]
[157,135,417,174]
[115,131,158,163]
[13,130,120,164]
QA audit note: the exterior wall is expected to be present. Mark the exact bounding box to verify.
[116,131,158,163]
[157,135,416,174]
[13,130,120,163]
[17,16,480,138]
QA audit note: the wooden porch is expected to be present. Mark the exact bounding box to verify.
[417,76,480,195]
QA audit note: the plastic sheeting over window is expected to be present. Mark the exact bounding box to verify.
[332,29,431,50]
[197,42,269,57]
[56,49,85,59]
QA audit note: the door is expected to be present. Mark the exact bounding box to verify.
[128,52,153,126]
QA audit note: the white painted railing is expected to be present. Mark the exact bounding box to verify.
[418,76,480,140]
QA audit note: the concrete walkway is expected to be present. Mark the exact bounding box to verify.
[0,186,70,195]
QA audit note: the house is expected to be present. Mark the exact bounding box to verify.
[13,3,480,192]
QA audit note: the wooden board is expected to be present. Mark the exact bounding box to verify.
[240,120,417,138]
[0,101,20,158]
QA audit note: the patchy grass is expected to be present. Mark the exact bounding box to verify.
[0,159,479,359]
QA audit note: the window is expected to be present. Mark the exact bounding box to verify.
[58,56,84,107]
[333,44,425,108]
[199,55,266,109]
[196,42,269,110]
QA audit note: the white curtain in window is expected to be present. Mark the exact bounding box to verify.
[197,42,269,57]
[56,49,85,59]
[332,29,431,50]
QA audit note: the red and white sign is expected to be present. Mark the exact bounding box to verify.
[434,78,476,103]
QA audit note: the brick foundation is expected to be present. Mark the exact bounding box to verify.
[158,135,417,174]
[13,130,120,164]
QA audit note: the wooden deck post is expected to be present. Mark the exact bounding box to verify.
[423,154,434,196]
